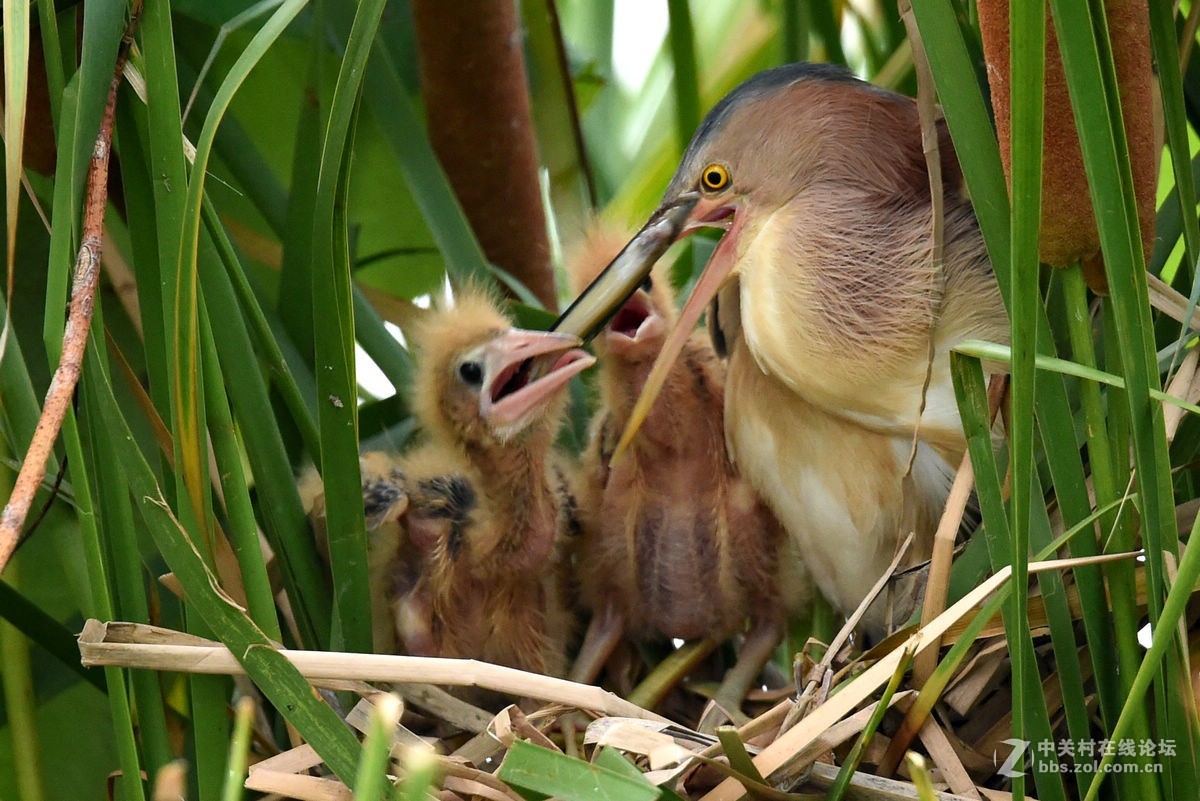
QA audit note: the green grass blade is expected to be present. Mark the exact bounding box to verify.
[1006,4,1045,795]
[3,0,30,296]
[827,649,912,801]
[221,696,257,801]
[951,352,1066,801]
[67,403,144,801]
[665,0,700,157]
[312,0,389,653]
[497,739,661,801]
[0,561,46,801]
[359,42,494,287]
[1054,268,1124,714]
[1149,0,1200,283]
[906,0,1011,274]
[1047,0,1175,631]
[82,338,363,785]
[200,195,321,454]
[34,0,67,133]
[1088,506,1200,799]
[80,357,175,780]
[174,0,309,558]
[809,0,846,65]
[521,0,597,236]
[781,1,810,62]
[137,0,191,420]
[277,19,324,362]
[198,304,282,640]
[352,289,412,393]
[353,694,401,801]
[0,580,105,691]
[196,203,330,648]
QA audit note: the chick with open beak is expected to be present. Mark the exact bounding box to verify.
[554,63,1008,635]
[309,290,594,682]
[566,225,809,729]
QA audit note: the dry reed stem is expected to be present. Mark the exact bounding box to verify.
[898,0,946,479]
[916,715,981,800]
[698,550,1142,801]
[78,619,668,723]
[916,375,1005,683]
[1147,272,1200,330]
[0,5,141,573]
[913,454,973,683]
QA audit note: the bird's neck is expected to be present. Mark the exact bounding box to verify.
[602,342,723,455]
[467,434,548,493]
[603,349,685,421]
[465,435,559,565]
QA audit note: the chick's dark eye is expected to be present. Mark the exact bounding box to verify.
[640,275,653,292]
[701,163,730,192]
[458,361,483,386]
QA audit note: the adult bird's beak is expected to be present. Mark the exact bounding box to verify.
[479,329,595,427]
[554,188,746,462]
[552,192,701,343]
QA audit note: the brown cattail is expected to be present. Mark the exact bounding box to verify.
[978,0,1158,294]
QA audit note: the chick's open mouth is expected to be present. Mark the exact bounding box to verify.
[491,351,591,405]
[610,294,652,339]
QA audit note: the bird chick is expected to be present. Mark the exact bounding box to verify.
[332,290,593,680]
[567,225,808,727]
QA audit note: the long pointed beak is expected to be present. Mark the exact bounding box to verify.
[552,192,700,342]
[480,329,595,426]
[611,210,747,461]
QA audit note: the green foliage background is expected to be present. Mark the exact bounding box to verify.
[1,1,1198,800]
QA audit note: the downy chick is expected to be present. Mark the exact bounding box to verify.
[317,289,594,679]
[567,226,809,727]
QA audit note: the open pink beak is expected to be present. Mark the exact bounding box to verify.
[604,288,666,356]
[556,190,742,457]
[478,329,595,427]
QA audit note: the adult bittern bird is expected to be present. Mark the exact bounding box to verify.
[555,63,1008,634]
[310,291,594,677]
[566,226,807,727]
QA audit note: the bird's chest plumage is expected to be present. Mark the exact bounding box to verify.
[735,195,958,441]
[724,340,948,631]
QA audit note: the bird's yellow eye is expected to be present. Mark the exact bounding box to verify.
[700,163,730,192]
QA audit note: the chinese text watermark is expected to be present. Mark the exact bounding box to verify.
[996,739,1173,778]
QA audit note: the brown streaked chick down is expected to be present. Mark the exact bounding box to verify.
[306,289,595,686]
[566,224,810,728]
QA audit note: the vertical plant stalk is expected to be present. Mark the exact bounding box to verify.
[0,8,140,574]
[1004,1,1045,795]
[411,0,557,309]
[0,588,45,801]
[545,0,597,208]
[666,0,700,156]
[3,0,29,302]
[897,0,945,475]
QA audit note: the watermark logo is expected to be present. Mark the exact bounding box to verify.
[994,739,1174,777]
[996,739,1030,779]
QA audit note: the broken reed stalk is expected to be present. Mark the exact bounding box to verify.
[698,550,1142,801]
[0,6,141,574]
[914,375,1007,685]
[77,619,669,724]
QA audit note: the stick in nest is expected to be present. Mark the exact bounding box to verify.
[0,4,142,573]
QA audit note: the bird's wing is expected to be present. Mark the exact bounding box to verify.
[708,279,742,359]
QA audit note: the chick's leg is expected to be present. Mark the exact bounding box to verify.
[697,616,785,733]
[569,602,625,684]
